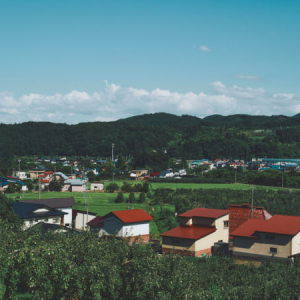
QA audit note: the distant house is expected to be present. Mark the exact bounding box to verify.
[130,170,148,180]
[21,197,75,227]
[97,209,153,242]
[90,182,104,191]
[231,215,300,261]
[14,202,67,229]
[161,208,229,257]
[63,179,86,192]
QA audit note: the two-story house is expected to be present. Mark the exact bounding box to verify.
[161,208,229,257]
[231,214,300,261]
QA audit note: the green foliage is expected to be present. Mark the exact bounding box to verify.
[115,192,125,203]
[128,192,136,204]
[49,178,64,192]
[138,192,146,204]
[5,183,15,194]
[23,180,34,192]
[106,182,119,193]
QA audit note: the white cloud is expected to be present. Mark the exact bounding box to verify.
[237,75,260,80]
[199,45,211,52]
[0,81,299,124]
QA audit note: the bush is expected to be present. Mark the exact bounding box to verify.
[128,192,136,203]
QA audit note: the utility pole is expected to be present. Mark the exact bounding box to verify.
[250,186,254,218]
[18,160,21,173]
[111,143,114,162]
[282,172,284,188]
[235,171,237,184]
[38,178,41,200]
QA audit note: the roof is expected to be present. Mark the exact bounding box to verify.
[21,197,75,208]
[231,214,300,238]
[161,225,216,240]
[65,179,85,186]
[104,209,153,223]
[13,202,67,219]
[228,203,272,233]
[179,208,229,219]
[87,216,104,227]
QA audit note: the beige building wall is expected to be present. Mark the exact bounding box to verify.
[74,212,96,230]
[233,233,292,259]
[291,231,300,256]
[162,214,229,256]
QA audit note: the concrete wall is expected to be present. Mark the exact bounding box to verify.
[71,185,86,192]
[233,233,292,259]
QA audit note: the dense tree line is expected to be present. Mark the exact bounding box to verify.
[2,113,300,162]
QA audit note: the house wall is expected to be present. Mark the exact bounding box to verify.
[233,233,292,259]
[91,183,104,191]
[162,214,229,257]
[99,217,150,240]
[62,184,71,192]
[74,212,96,230]
[23,217,61,229]
[121,222,149,237]
[71,185,86,192]
[99,217,123,237]
[291,231,300,256]
[59,207,72,226]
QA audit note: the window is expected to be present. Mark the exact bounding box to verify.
[223,221,229,228]
[266,234,275,241]
[270,247,277,254]
[29,220,33,225]
[44,218,49,222]
[53,218,59,223]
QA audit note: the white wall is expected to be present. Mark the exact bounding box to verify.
[59,207,72,226]
[99,217,150,237]
[292,231,300,256]
[74,212,96,230]
[122,222,149,237]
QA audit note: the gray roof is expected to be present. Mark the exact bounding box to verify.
[21,197,75,208]
[54,172,69,180]
[14,202,66,219]
[65,179,86,186]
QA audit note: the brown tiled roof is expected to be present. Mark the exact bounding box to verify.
[161,225,216,240]
[21,197,75,208]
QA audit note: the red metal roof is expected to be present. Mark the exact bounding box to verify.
[228,203,272,234]
[179,208,229,219]
[231,214,300,238]
[41,180,49,183]
[44,171,53,175]
[107,209,153,223]
[161,225,216,240]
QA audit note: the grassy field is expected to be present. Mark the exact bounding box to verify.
[7,181,282,218]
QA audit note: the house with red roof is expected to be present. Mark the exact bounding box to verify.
[228,203,272,238]
[97,209,153,242]
[231,214,300,261]
[161,208,229,257]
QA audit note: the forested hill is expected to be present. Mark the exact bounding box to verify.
[2,113,300,159]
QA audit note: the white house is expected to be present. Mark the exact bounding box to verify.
[13,202,67,229]
[21,197,75,227]
[97,209,153,242]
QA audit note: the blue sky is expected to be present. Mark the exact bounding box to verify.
[0,0,299,123]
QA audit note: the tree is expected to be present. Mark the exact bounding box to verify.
[106,182,119,193]
[87,170,96,182]
[5,183,15,194]
[128,192,136,203]
[49,178,64,192]
[115,192,125,203]
[138,192,146,203]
